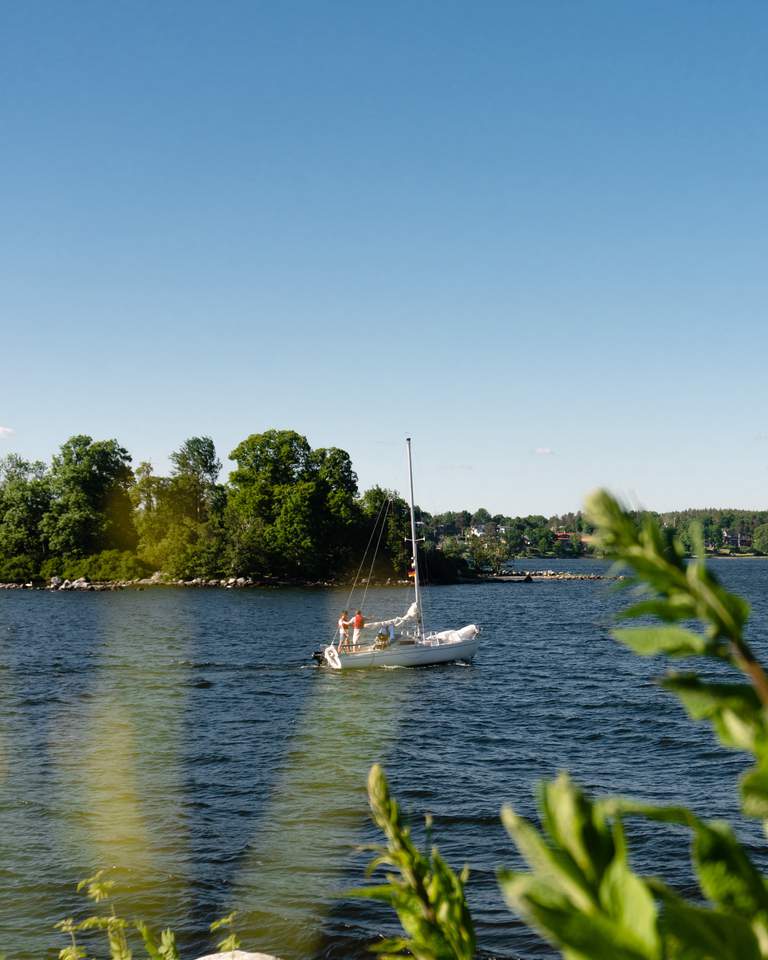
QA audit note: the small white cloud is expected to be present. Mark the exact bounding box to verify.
[534,447,554,456]
[0,426,14,439]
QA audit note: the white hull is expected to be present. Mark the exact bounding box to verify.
[323,624,480,670]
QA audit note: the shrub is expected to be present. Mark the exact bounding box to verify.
[42,551,152,582]
[0,553,37,582]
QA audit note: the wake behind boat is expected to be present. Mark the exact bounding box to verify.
[316,438,480,670]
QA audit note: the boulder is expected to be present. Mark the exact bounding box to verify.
[195,953,281,960]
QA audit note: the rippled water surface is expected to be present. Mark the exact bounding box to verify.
[2,559,768,958]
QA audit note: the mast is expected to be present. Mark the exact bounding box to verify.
[406,437,425,641]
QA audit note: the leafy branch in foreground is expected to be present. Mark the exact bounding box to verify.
[358,490,768,959]
[351,763,475,960]
[55,869,243,959]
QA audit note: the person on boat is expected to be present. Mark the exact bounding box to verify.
[338,610,351,652]
[351,609,365,649]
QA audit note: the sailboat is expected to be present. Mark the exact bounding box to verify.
[320,438,480,670]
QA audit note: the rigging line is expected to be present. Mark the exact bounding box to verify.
[360,497,391,612]
[421,532,430,622]
[343,493,390,613]
[328,494,391,647]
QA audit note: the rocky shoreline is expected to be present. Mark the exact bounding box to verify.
[482,570,616,582]
[0,572,415,591]
[0,569,617,591]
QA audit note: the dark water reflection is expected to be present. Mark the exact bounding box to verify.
[1,559,768,958]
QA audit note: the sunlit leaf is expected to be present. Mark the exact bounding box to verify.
[612,626,716,658]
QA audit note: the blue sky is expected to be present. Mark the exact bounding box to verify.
[2,1,767,515]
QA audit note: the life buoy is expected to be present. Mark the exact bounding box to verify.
[325,645,342,669]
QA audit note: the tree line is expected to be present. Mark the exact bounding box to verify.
[0,430,466,583]
[2,429,767,583]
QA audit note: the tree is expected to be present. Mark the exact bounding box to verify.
[41,435,136,560]
[358,486,411,578]
[753,523,768,556]
[131,452,228,579]
[465,533,509,573]
[0,455,52,579]
[226,429,361,579]
[169,436,222,523]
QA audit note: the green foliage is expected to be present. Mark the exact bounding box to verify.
[358,487,412,578]
[0,552,37,582]
[353,764,475,960]
[361,490,768,959]
[209,911,241,952]
[753,523,768,556]
[0,454,51,576]
[55,870,181,960]
[42,550,153,581]
[41,435,137,559]
[227,429,362,579]
[463,534,508,574]
[130,441,229,579]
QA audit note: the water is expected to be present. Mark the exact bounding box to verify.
[2,560,768,958]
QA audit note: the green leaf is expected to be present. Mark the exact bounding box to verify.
[692,821,768,917]
[653,882,761,959]
[158,929,180,960]
[500,805,596,913]
[612,626,715,658]
[538,773,615,887]
[134,921,162,960]
[598,822,659,957]
[217,933,241,952]
[619,597,697,623]
[662,675,768,753]
[740,766,768,819]
[499,869,658,960]
[76,870,116,904]
[58,950,87,960]
[209,911,237,932]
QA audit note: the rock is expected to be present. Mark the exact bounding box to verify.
[50,575,63,588]
[194,953,281,960]
[149,570,164,583]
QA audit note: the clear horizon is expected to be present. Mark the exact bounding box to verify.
[3,2,767,515]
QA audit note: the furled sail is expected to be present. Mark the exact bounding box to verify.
[365,601,419,631]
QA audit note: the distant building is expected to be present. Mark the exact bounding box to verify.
[554,531,590,544]
[722,529,752,549]
[469,522,499,538]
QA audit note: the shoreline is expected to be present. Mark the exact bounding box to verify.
[4,554,764,592]
[0,569,624,591]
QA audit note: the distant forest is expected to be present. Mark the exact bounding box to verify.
[1,429,767,583]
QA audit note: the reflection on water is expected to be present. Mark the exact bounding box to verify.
[1,562,768,959]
